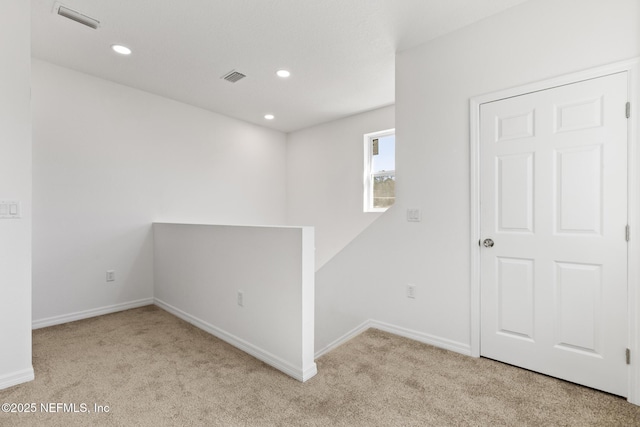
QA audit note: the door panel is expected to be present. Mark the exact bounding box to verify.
[497,110,535,141]
[555,97,603,133]
[556,146,602,234]
[497,257,534,339]
[554,261,602,355]
[497,153,534,232]
[480,72,628,397]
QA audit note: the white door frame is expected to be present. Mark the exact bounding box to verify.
[469,58,640,404]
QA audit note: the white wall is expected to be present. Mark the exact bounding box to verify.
[0,0,33,389]
[32,60,287,325]
[315,0,640,354]
[286,105,395,269]
[153,223,316,381]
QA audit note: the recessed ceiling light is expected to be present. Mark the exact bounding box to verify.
[276,70,291,78]
[111,44,132,55]
[264,114,275,120]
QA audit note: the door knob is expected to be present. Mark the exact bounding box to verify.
[483,238,494,248]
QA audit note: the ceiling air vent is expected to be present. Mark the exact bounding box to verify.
[221,70,246,83]
[55,4,100,29]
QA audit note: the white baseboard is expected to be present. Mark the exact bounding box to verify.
[0,367,34,390]
[369,320,472,356]
[32,298,154,330]
[314,320,372,359]
[315,319,472,359]
[154,298,317,382]
[301,364,318,382]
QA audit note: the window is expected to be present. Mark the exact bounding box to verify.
[364,129,395,212]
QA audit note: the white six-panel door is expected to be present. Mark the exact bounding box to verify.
[480,72,629,396]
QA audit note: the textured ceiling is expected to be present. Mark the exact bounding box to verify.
[31,0,529,132]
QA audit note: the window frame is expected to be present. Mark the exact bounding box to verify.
[363,128,395,213]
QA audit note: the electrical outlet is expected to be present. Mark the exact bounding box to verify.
[106,270,115,282]
[407,284,416,299]
[237,290,244,307]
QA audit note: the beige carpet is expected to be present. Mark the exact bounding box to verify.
[1,306,639,426]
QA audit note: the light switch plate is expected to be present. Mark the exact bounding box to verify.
[106,270,115,282]
[0,201,20,219]
[407,208,421,222]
